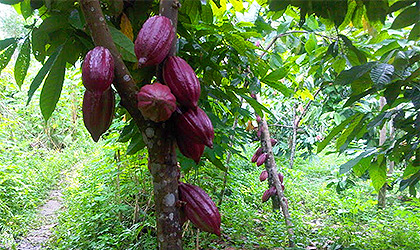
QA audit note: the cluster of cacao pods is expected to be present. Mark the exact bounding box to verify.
[178,182,221,236]
[134,15,214,164]
[82,46,115,142]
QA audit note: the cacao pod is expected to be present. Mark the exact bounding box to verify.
[262,186,276,203]
[278,172,284,183]
[134,15,175,68]
[176,134,205,164]
[82,46,114,93]
[256,153,267,166]
[175,107,214,148]
[178,182,221,236]
[137,82,176,122]
[259,170,268,182]
[256,115,261,123]
[257,127,262,138]
[82,88,115,142]
[251,147,263,163]
[163,56,201,109]
[270,138,277,147]
[282,197,289,209]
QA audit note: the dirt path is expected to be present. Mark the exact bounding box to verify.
[15,189,63,250]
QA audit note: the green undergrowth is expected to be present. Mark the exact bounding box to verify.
[50,143,420,250]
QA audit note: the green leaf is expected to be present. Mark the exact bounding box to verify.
[118,120,136,143]
[241,94,274,118]
[0,38,16,51]
[182,0,201,24]
[126,132,146,155]
[204,148,227,172]
[334,62,377,86]
[368,155,386,192]
[370,63,394,86]
[39,53,66,120]
[27,45,63,105]
[317,114,357,153]
[264,80,293,97]
[339,148,377,174]
[0,42,17,74]
[201,2,213,24]
[374,41,400,57]
[230,0,244,12]
[225,34,247,55]
[0,0,23,4]
[108,25,136,63]
[14,37,31,88]
[20,0,33,19]
[391,6,420,29]
[304,35,316,54]
[408,21,420,41]
[336,113,365,152]
[353,155,374,177]
[262,68,288,82]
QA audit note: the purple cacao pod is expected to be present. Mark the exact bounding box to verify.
[176,134,205,164]
[278,172,284,183]
[256,115,261,123]
[137,82,176,122]
[163,56,201,109]
[251,147,263,163]
[134,15,175,68]
[175,107,214,148]
[82,46,114,93]
[259,170,268,182]
[282,197,289,209]
[178,182,221,236]
[270,138,277,147]
[256,153,267,166]
[82,88,115,142]
[262,186,276,203]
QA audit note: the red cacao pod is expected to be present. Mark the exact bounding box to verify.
[176,134,205,164]
[251,147,263,163]
[82,88,115,142]
[178,182,221,236]
[278,172,284,183]
[163,56,201,109]
[256,153,267,166]
[82,46,114,93]
[175,107,214,148]
[134,15,175,68]
[137,82,176,122]
[259,170,268,182]
[262,186,276,203]
[270,138,277,147]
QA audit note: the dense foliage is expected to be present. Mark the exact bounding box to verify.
[0,0,419,249]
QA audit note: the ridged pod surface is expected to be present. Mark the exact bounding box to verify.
[251,147,263,162]
[256,153,267,166]
[137,82,176,122]
[278,172,284,183]
[176,134,205,164]
[82,88,115,142]
[175,107,214,148]
[82,46,114,93]
[259,170,268,182]
[163,56,201,109]
[178,182,221,236]
[270,138,277,147]
[134,15,175,68]
[262,186,276,203]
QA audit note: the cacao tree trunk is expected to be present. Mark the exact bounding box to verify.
[79,0,183,248]
[378,97,387,209]
[254,96,295,247]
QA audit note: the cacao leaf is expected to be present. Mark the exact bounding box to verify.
[68,9,85,30]
[0,0,23,4]
[0,42,17,74]
[126,132,145,155]
[339,148,377,174]
[20,0,33,19]
[14,37,31,88]
[0,38,16,51]
[118,119,136,143]
[334,62,377,86]
[40,53,66,120]
[108,25,137,63]
[408,21,420,41]
[391,6,420,30]
[368,155,386,192]
[370,63,394,86]
[27,45,63,105]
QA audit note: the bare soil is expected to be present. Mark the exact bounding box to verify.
[15,189,63,250]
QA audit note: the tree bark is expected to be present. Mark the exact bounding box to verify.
[254,96,295,247]
[79,0,183,248]
[378,97,387,209]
